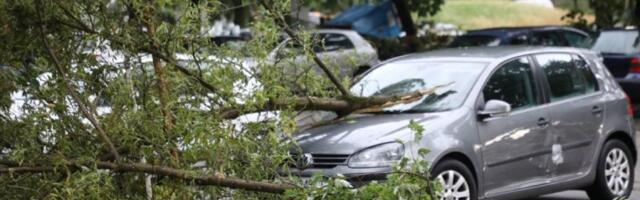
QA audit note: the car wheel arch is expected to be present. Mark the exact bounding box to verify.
[431,152,479,185]
[604,131,637,164]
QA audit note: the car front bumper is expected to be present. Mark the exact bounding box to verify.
[281,165,391,187]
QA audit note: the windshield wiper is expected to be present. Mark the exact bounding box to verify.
[366,110,426,114]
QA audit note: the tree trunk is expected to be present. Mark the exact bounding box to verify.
[392,0,418,52]
[635,0,640,26]
[233,0,250,27]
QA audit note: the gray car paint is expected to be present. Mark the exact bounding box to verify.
[290,46,636,200]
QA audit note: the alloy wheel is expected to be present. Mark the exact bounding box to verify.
[604,148,631,195]
[436,170,471,200]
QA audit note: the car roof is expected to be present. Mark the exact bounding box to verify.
[600,28,640,32]
[464,26,585,37]
[387,46,584,63]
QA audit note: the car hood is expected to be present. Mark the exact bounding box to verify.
[293,112,444,155]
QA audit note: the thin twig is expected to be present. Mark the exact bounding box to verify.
[36,5,120,161]
[260,1,351,97]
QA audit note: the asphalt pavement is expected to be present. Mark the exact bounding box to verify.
[521,120,640,200]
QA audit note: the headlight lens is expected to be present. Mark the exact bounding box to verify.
[348,142,404,168]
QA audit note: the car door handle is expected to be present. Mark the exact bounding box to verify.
[592,106,603,114]
[537,117,550,126]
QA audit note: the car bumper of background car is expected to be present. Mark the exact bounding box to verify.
[618,78,640,104]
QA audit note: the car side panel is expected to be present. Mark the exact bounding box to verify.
[420,107,486,198]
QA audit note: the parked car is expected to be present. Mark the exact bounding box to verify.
[591,29,640,108]
[270,29,379,78]
[288,46,636,200]
[449,26,592,48]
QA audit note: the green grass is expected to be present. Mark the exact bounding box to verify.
[429,0,580,30]
[553,0,593,14]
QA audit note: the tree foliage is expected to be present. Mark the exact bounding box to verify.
[0,0,437,199]
[563,0,636,30]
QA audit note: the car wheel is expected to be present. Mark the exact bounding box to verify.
[432,159,477,200]
[587,139,635,200]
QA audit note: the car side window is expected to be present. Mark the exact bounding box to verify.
[531,31,568,46]
[535,53,591,102]
[510,33,531,45]
[313,33,354,52]
[483,57,538,110]
[572,54,599,92]
[562,31,591,48]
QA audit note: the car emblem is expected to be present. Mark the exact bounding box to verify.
[297,153,313,169]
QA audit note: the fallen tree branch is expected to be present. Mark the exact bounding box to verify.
[36,5,121,161]
[0,160,293,194]
[221,83,449,119]
[53,5,222,97]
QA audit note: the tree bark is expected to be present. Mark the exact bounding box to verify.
[233,0,250,27]
[220,83,448,119]
[392,0,419,52]
[143,5,181,169]
[144,7,174,133]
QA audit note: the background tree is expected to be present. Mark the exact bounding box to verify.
[561,0,636,30]
[393,0,444,51]
[590,0,629,28]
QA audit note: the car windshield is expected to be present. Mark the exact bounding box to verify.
[351,61,487,113]
[592,31,640,54]
[449,35,499,47]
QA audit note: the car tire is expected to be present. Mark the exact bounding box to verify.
[587,139,635,200]
[431,159,477,200]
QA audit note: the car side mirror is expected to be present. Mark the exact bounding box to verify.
[478,99,511,120]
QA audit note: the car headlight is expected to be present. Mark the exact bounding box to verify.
[348,142,404,168]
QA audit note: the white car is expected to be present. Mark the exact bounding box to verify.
[269,29,379,78]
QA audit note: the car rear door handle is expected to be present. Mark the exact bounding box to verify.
[592,106,603,114]
[537,117,550,126]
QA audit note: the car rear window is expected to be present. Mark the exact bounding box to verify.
[592,31,640,54]
[535,53,598,102]
[449,35,499,47]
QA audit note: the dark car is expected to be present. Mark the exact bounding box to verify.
[449,26,592,48]
[592,29,640,107]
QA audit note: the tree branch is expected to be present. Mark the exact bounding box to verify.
[260,1,351,97]
[36,8,121,161]
[143,47,221,95]
[221,83,449,119]
[52,4,222,97]
[143,7,174,133]
[0,161,293,194]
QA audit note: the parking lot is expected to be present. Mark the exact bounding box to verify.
[3,1,640,199]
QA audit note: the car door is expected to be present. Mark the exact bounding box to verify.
[477,56,553,196]
[533,53,603,177]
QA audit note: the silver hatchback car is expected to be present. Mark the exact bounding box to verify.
[291,47,637,200]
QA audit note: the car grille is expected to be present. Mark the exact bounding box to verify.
[288,154,350,169]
